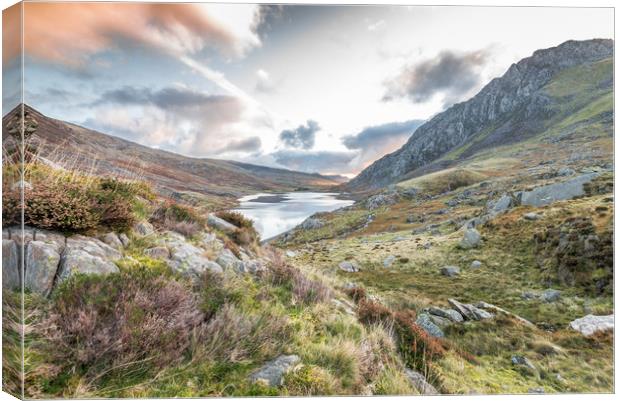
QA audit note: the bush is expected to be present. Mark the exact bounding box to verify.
[47,267,203,382]
[151,202,205,237]
[266,253,332,305]
[216,211,254,229]
[284,365,337,395]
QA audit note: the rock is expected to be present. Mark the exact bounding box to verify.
[519,173,598,207]
[541,288,561,303]
[448,299,493,321]
[459,228,481,249]
[249,355,300,387]
[2,239,20,290]
[164,236,224,277]
[299,217,324,230]
[475,301,534,327]
[523,212,542,221]
[118,233,130,247]
[57,236,121,283]
[428,314,451,328]
[100,232,123,250]
[383,255,396,268]
[511,355,536,370]
[207,214,238,233]
[406,215,419,223]
[440,266,460,277]
[488,194,513,214]
[24,241,61,296]
[215,249,244,272]
[12,180,32,191]
[133,221,155,237]
[557,167,575,176]
[569,314,614,336]
[238,259,266,274]
[528,387,545,394]
[428,306,464,323]
[404,369,438,395]
[144,246,170,259]
[366,192,398,210]
[339,261,360,273]
[471,260,482,269]
[34,229,66,249]
[285,250,297,258]
[416,313,445,338]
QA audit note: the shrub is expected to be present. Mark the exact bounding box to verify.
[284,365,337,395]
[216,211,254,229]
[344,286,367,303]
[47,267,203,382]
[266,253,332,305]
[151,202,205,237]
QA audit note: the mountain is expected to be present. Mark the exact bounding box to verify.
[347,39,613,191]
[2,105,343,209]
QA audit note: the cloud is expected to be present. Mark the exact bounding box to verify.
[279,120,320,150]
[367,19,386,31]
[14,2,261,65]
[252,4,285,39]
[219,136,262,154]
[383,49,489,106]
[255,69,277,93]
[271,149,356,174]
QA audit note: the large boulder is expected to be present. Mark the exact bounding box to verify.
[249,355,300,387]
[339,261,360,273]
[57,236,121,282]
[207,214,238,234]
[488,194,513,215]
[164,234,223,277]
[519,173,598,206]
[569,314,614,336]
[215,249,245,272]
[428,306,464,323]
[2,239,20,290]
[100,232,124,250]
[459,228,482,249]
[448,299,493,321]
[415,313,445,338]
[25,241,61,296]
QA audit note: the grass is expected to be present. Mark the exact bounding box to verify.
[397,168,488,194]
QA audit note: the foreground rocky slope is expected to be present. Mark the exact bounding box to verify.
[347,39,613,190]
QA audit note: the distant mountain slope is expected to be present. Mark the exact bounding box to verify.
[2,105,343,208]
[347,39,613,190]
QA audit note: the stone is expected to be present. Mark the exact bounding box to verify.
[249,355,300,387]
[300,217,324,230]
[541,288,561,303]
[339,261,360,273]
[471,260,482,269]
[207,214,238,233]
[57,237,121,283]
[459,228,481,249]
[429,314,451,328]
[440,266,460,277]
[475,301,534,327]
[24,241,61,296]
[416,313,445,338]
[144,246,170,259]
[383,255,396,268]
[285,250,297,258]
[511,355,536,370]
[428,306,464,323]
[239,259,266,274]
[488,194,512,214]
[100,232,123,250]
[366,192,398,210]
[215,249,245,272]
[2,239,20,290]
[118,233,130,247]
[519,173,598,207]
[448,299,493,321]
[34,229,66,249]
[133,221,155,237]
[569,314,614,336]
[163,236,224,277]
[523,212,542,221]
[528,388,545,394]
[404,369,438,395]
[557,167,575,176]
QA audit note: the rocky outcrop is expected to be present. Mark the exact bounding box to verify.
[2,238,20,289]
[249,355,300,387]
[519,173,599,207]
[347,39,613,190]
[448,299,493,321]
[569,314,614,336]
[57,236,122,283]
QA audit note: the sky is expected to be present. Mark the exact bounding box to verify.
[2,2,614,176]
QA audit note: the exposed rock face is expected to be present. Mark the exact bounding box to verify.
[2,239,20,289]
[100,232,124,250]
[57,236,122,283]
[347,39,613,190]
[366,192,399,210]
[300,217,324,230]
[569,314,614,336]
[161,232,224,276]
[207,214,238,233]
[215,249,245,272]
[404,369,439,395]
[519,173,599,207]
[144,246,170,259]
[25,241,61,296]
[249,355,300,387]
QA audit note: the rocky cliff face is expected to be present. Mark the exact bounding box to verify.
[347,39,613,190]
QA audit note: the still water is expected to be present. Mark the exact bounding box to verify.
[233,192,354,240]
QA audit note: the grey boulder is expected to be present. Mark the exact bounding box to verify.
[428,306,464,323]
[207,214,239,234]
[459,228,482,249]
[569,314,614,337]
[404,369,438,395]
[339,261,360,273]
[519,173,598,207]
[25,240,61,296]
[249,355,300,387]
[2,239,20,290]
[416,313,445,337]
[440,266,460,277]
[57,236,121,282]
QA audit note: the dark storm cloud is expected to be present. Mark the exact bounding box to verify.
[220,136,262,153]
[279,120,320,150]
[272,149,356,174]
[342,119,425,150]
[383,49,489,106]
[94,86,237,110]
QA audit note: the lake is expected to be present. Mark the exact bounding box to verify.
[233,192,354,240]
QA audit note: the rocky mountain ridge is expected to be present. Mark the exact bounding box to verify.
[347,39,613,190]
